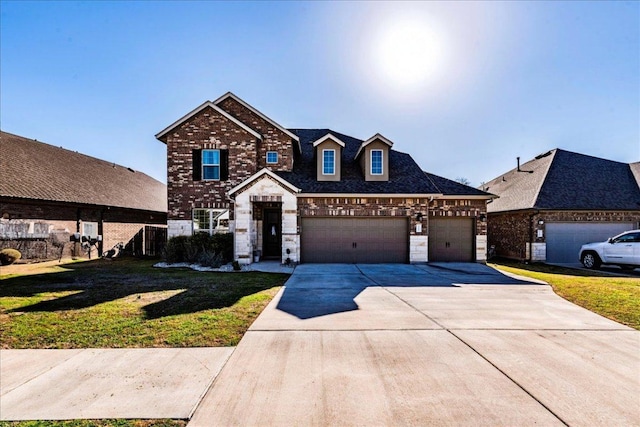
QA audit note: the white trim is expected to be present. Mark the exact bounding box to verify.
[228,168,301,197]
[155,101,262,140]
[297,193,443,198]
[213,92,301,152]
[312,133,346,148]
[370,149,384,175]
[438,195,496,200]
[266,151,279,164]
[354,133,394,160]
[322,149,336,175]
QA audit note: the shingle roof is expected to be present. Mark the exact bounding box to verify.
[424,172,493,197]
[482,149,640,212]
[277,129,492,197]
[0,131,167,213]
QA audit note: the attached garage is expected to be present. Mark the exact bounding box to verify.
[545,222,635,263]
[428,217,475,262]
[301,217,408,263]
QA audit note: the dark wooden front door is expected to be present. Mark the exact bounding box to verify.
[263,208,282,259]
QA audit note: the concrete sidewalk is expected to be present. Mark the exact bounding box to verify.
[189,263,640,426]
[1,348,233,420]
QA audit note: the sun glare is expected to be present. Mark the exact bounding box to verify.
[373,18,447,91]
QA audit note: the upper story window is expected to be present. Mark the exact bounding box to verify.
[266,151,278,164]
[202,149,220,180]
[322,149,335,175]
[371,150,383,175]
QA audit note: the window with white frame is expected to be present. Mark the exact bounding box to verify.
[266,151,278,164]
[371,149,383,175]
[82,222,99,238]
[193,209,229,234]
[322,149,335,175]
[202,149,221,180]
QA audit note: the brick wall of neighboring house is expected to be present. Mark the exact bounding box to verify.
[487,211,532,260]
[217,97,295,171]
[298,197,487,236]
[488,210,640,261]
[0,199,166,260]
[165,106,260,220]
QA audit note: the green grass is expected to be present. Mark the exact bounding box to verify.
[490,260,640,330]
[0,258,288,348]
[0,420,185,427]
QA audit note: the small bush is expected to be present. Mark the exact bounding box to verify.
[0,248,22,265]
[163,233,234,265]
[198,250,224,268]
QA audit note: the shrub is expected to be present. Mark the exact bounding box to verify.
[0,248,22,266]
[163,233,234,265]
[197,250,224,268]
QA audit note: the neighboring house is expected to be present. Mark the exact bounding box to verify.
[482,149,640,263]
[156,92,493,264]
[0,131,167,260]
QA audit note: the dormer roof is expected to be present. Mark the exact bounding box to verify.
[213,91,301,152]
[354,133,394,160]
[311,133,346,148]
[154,101,262,142]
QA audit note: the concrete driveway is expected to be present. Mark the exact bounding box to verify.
[189,263,639,426]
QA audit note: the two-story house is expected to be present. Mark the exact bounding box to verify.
[156,92,493,265]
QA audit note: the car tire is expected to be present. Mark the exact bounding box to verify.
[581,252,601,269]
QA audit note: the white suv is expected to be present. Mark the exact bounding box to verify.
[579,230,640,271]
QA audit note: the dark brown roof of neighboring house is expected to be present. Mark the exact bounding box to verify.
[482,149,640,213]
[0,131,167,213]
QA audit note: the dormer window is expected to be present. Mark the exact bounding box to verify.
[354,133,393,182]
[371,150,383,175]
[266,151,278,164]
[203,149,221,180]
[312,133,345,182]
[322,149,335,175]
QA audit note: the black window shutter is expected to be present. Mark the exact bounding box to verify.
[192,149,202,181]
[220,149,229,181]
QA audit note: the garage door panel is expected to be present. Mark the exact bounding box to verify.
[301,217,408,264]
[546,222,634,263]
[429,218,474,262]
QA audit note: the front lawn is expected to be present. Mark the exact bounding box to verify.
[0,258,288,348]
[491,260,640,330]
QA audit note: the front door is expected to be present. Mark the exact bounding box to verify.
[263,208,282,259]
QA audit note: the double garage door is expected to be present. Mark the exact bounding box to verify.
[546,222,635,263]
[301,217,408,263]
[300,216,475,263]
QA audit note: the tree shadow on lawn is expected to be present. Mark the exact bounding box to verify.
[0,259,287,319]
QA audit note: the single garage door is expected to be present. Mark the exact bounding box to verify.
[428,218,474,262]
[301,217,408,263]
[546,222,635,263]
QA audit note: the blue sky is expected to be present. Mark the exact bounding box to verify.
[1,1,638,186]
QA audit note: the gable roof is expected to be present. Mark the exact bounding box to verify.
[354,133,394,160]
[311,133,346,148]
[482,149,640,212]
[228,168,300,197]
[0,131,167,213]
[213,92,301,152]
[155,101,262,141]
